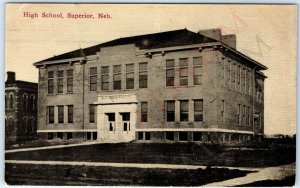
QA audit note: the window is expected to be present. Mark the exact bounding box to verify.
[67,69,73,93]
[221,100,225,123]
[166,59,175,86]
[237,66,240,91]
[237,104,241,125]
[47,106,54,124]
[48,71,54,94]
[68,105,73,123]
[139,62,148,88]
[193,132,202,141]
[30,95,35,111]
[57,132,63,139]
[9,94,14,108]
[138,132,144,140]
[101,66,109,90]
[248,106,251,126]
[141,102,148,122]
[145,132,151,140]
[92,132,97,140]
[179,132,188,141]
[58,106,64,123]
[113,65,121,90]
[227,61,231,89]
[126,64,134,89]
[57,70,64,93]
[179,58,188,86]
[48,133,54,140]
[193,57,202,85]
[165,132,175,141]
[248,70,252,94]
[180,100,189,122]
[241,67,244,92]
[23,94,28,109]
[5,95,7,109]
[89,67,97,91]
[232,64,236,90]
[242,105,246,125]
[67,132,73,140]
[107,113,115,131]
[166,101,175,122]
[89,104,96,123]
[244,68,247,93]
[222,58,226,86]
[194,100,203,122]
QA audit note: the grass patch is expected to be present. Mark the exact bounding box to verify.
[237,175,295,187]
[6,142,296,168]
[5,163,251,186]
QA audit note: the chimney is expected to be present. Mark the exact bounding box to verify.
[222,34,237,49]
[198,28,222,41]
[6,71,16,83]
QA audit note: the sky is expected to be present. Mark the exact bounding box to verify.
[5,4,297,135]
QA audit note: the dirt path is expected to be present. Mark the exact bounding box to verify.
[5,159,260,171]
[204,162,295,186]
[5,141,107,153]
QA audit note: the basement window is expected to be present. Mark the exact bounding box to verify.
[165,132,175,141]
[179,132,188,141]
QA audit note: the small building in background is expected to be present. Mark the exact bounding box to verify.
[5,71,38,143]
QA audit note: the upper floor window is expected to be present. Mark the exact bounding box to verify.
[67,69,73,93]
[30,95,35,111]
[23,93,28,109]
[68,105,73,123]
[180,100,189,122]
[5,95,7,109]
[48,71,54,94]
[89,67,97,91]
[166,59,175,86]
[47,106,54,124]
[113,65,122,90]
[141,102,148,122]
[166,101,175,122]
[139,62,148,88]
[237,104,241,125]
[227,61,231,89]
[126,64,134,89]
[179,58,188,86]
[101,66,109,90]
[194,99,203,122]
[9,94,14,108]
[193,57,202,85]
[248,70,252,94]
[57,70,64,93]
[221,100,225,123]
[58,105,64,123]
[236,66,241,91]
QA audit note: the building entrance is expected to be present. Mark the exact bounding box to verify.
[94,94,137,142]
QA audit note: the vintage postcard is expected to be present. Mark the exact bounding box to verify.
[4,3,296,186]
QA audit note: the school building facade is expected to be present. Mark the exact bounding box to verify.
[33,28,267,143]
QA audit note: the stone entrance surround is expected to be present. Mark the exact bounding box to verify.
[94,94,138,142]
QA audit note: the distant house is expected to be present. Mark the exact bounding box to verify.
[33,28,266,143]
[5,71,38,143]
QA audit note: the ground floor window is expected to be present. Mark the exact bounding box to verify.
[193,132,202,141]
[67,132,73,140]
[179,132,188,141]
[48,132,53,140]
[145,132,151,140]
[86,132,97,140]
[165,132,175,141]
[57,132,63,139]
[137,132,143,140]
